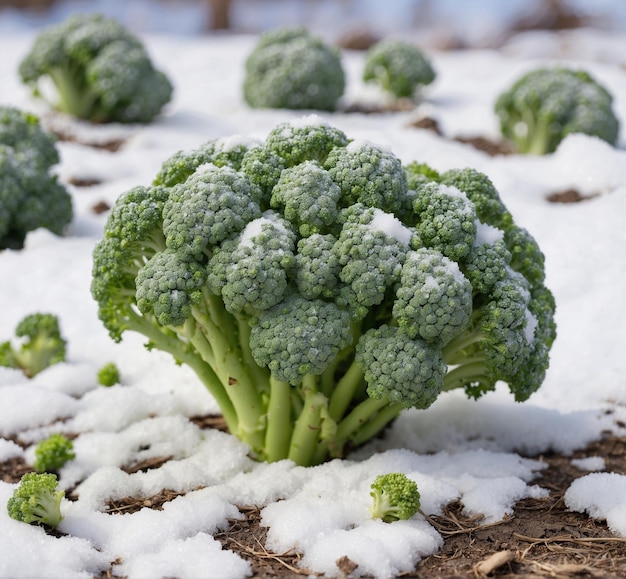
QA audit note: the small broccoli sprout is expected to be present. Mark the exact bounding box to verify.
[494,67,620,155]
[19,13,173,123]
[243,27,345,111]
[0,313,67,378]
[7,472,64,527]
[33,433,76,473]
[363,39,436,99]
[0,106,72,250]
[97,362,121,386]
[370,472,421,523]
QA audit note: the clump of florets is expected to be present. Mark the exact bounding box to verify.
[0,313,67,378]
[370,472,421,523]
[97,362,121,386]
[7,473,64,527]
[495,67,620,155]
[33,434,76,473]
[243,26,345,111]
[19,13,173,123]
[363,39,436,99]
[91,114,556,467]
[0,106,72,249]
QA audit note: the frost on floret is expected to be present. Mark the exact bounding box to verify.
[324,140,407,213]
[271,161,341,237]
[413,182,477,261]
[356,324,446,409]
[265,116,348,167]
[249,294,353,384]
[136,248,206,327]
[394,248,473,346]
[293,234,341,300]
[207,212,296,315]
[333,205,410,319]
[243,27,345,111]
[163,166,262,256]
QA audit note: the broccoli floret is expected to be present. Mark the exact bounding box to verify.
[363,39,435,99]
[33,434,76,473]
[271,161,341,237]
[370,472,421,523]
[324,140,407,214]
[393,248,473,346]
[91,116,556,466]
[0,313,67,378]
[97,362,121,386]
[293,234,341,300]
[0,106,72,250]
[357,325,445,409]
[494,67,620,155]
[243,26,345,111]
[412,182,477,261]
[333,205,412,319]
[7,473,64,527]
[249,294,353,385]
[19,13,172,123]
[163,165,262,255]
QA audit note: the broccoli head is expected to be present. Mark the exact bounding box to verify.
[370,472,421,523]
[91,116,556,466]
[19,13,173,123]
[0,106,72,249]
[33,434,76,473]
[0,313,67,378]
[97,362,121,386]
[363,39,436,99]
[243,26,345,111]
[494,67,620,155]
[7,473,64,527]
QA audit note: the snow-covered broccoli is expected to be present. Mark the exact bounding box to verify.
[7,473,64,527]
[33,434,76,473]
[363,39,436,99]
[91,115,556,466]
[370,472,421,523]
[0,106,72,249]
[494,67,620,155]
[243,26,345,111]
[0,313,67,378]
[19,13,173,123]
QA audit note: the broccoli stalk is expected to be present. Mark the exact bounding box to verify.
[7,473,64,527]
[91,117,556,466]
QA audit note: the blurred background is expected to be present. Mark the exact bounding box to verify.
[1,0,626,48]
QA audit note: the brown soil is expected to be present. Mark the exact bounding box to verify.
[546,189,600,204]
[3,422,626,579]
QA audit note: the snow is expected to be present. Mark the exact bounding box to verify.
[2,3,626,578]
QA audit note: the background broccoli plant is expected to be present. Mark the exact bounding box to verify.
[0,106,72,249]
[243,26,345,111]
[363,38,436,99]
[19,12,173,123]
[91,116,556,467]
[494,67,620,155]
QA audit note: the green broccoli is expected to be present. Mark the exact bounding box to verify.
[494,67,620,155]
[7,473,64,527]
[363,39,436,99]
[0,106,72,250]
[19,13,173,123]
[91,116,556,466]
[370,472,421,523]
[33,434,76,473]
[243,26,345,111]
[0,313,67,378]
[97,362,121,386]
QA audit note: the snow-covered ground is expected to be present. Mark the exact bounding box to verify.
[1,9,626,579]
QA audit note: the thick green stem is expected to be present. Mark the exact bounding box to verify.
[48,65,97,119]
[288,377,325,466]
[349,402,403,447]
[264,378,293,462]
[442,360,491,391]
[327,360,365,421]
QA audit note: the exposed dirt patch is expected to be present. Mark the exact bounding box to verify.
[546,189,600,203]
[68,177,103,187]
[49,127,127,152]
